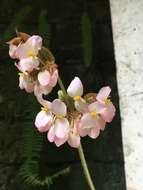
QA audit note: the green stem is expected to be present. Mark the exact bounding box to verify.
[58,77,70,107]
[58,77,96,190]
[78,144,96,190]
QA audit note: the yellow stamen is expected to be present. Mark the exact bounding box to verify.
[18,72,24,77]
[27,50,36,57]
[104,98,111,105]
[56,115,64,120]
[90,111,97,117]
[74,95,81,101]
[41,107,49,112]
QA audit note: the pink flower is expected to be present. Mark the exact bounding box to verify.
[16,57,40,73]
[78,102,106,138]
[18,72,34,93]
[35,100,53,133]
[38,69,58,88]
[96,86,116,122]
[16,35,42,72]
[34,69,58,102]
[16,35,42,59]
[67,77,88,113]
[47,99,70,147]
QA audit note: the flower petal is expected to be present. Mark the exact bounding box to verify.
[54,135,68,147]
[96,86,111,103]
[34,83,53,96]
[16,35,42,59]
[9,44,17,59]
[19,74,34,93]
[68,133,80,148]
[19,57,39,72]
[67,77,83,97]
[38,70,51,86]
[35,111,53,132]
[52,99,67,116]
[36,94,52,108]
[16,43,28,59]
[88,127,100,139]
[88,101,106,114]
[97,117,106,131]
[80,113,97,129]
[54,118,69,138]
[78,123,91,137]
[74,98,88,113]
[47,126,55,142]
[49,69,58,87]
[101,102,116,122]
[29,35,42,52]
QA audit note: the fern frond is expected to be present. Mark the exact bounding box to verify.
[17,122,70,190]
[18,160,70,190]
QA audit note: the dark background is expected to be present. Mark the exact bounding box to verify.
[0,0,126,189]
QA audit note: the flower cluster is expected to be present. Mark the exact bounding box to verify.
[8,32,116,148]
[7,32,58,102]
[35,77,115,148]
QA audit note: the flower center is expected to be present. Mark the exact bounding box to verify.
[104,98,111,105]
[90,111,97,117]
[27,50,36,57]
[56,115,64,120]
[18,72,24,77]
[41,106,49,112]
[74,95,81,101]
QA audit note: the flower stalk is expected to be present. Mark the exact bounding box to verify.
[78,144,96,190]
[58,77,96,190]
[58,77,70,107]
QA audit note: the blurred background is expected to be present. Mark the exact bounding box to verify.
[0,0,126,189]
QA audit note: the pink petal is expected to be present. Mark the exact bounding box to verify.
[9,44,17,59]
[49,70,58,87]
[52,99,67,116]
[34,83,53,96]
[35,111,53,132]
[68,133,80,148]
[88,127,100,139]
[16,35,42,59]
[16,43,28,59]
[96,86,111,103]
[36,94,52,108]
[38,70,51,86]
[27,35,42,52]
[54,135,68,147]
[78,124,91,137]
[80,113,97,129]
[101,102,116,122]
[19,74,34,93]
[74,98,88,113]
[96,117,106,131]
[54,118,70,138]
[19,57,39,72]
[67,77,83,97]
[47,126,55,142]
[88,101,106,114]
